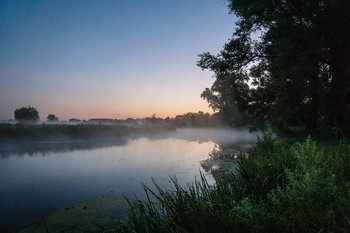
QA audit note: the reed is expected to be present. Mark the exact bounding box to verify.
[114,136,350,233]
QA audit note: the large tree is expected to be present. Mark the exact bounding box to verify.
[198,0,350,132]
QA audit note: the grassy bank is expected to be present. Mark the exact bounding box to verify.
[0,123,174,142]
[114,135,350,233]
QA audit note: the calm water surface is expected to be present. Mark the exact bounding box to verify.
[0,128,256,232]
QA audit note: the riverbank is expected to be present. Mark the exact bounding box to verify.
[115,134,350,233]
[0,123,174,142]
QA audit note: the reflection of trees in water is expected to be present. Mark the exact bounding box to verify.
[0,137,129,157]
[201,143,252,180]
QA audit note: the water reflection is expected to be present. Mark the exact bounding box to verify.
[0,128,256,157]
[200,143,252,179]
[0,137,129,157]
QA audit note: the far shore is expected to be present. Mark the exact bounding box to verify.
[0,123,175,143]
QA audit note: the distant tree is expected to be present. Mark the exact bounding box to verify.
[14,106,40,122]
[88,118,115,124]
[171,112,220,127]
[126,118,136,124]
[145,114,162,125]
[47,114,59,122]
[69,118,81,123]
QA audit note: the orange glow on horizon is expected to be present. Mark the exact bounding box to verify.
[36,97,213,121]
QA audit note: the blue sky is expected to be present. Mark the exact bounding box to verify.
[0,0,236,120]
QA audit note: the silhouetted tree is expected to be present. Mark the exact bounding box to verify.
[126,118,136,124]
[14,106,40,122]
[69,118,81,123]
[198,0,350,132]
[47,114,59,122]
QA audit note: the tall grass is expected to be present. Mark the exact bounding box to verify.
[113,136,350,233]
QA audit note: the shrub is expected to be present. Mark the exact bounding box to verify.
[14,106,39,122]
[47,114,59,122]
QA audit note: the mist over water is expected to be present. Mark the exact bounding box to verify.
[0,128,257,232]
[167,128,259,144]
[0,127,259,157]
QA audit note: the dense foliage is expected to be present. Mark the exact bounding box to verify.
[114,136,350,233]
[198,0,350,132]
[14,106,40,122]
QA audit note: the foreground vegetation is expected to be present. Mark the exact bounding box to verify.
[114,135,350,233]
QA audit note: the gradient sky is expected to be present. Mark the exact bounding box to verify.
[0,0,237,120]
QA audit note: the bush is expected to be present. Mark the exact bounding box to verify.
[14,106,39,122]
[47,114,59,122]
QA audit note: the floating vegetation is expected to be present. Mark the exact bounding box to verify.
[19,195,129,233]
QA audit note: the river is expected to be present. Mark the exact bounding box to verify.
[0,128,257,232]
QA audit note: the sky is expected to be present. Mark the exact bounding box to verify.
[0,0,237,120]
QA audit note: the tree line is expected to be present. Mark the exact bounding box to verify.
[11,106,226,128]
